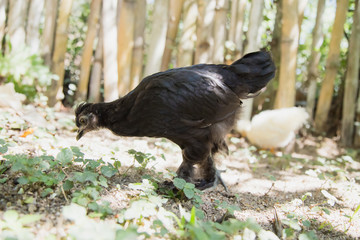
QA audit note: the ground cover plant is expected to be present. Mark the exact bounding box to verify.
[0,106,359,239]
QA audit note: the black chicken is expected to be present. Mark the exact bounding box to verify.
[75,51,275,190]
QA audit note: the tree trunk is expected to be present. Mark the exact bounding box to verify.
[143,0,168,77]
[76,0,102,102]
[228,0,247,59]
[0,0,7,49]
[212,0,229,64]
[355,81,360,146]
[117,0,135,96]
[314,0,349,132]
[161,0,184,70]
[177,0,198,66]
[102,0,119,102]
[41,0,58,67]
[47,0,73,107]
[341,0,360,146]
[88,25,103,103]
[274,0,299,109]
[240,0,264,121]
[26,0,44,54]
[130,0,146,90]
[194,0,216,64]
[7,0,29,51]
[306,0,326,119]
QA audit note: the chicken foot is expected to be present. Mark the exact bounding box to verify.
[195,169,228,192]
[195,153,229,192]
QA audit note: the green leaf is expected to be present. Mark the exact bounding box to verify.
[190,226,209,240]
[283,218,301,231]
[24,197,34,204]
[283,228,294,238]
[302,220,311,228]
[73,195,90,207]
[88,202,99,211]
[184,182,195,189]
[72,171,98,184]
[3,210,19,223]
[101,165,117,178]
[190,207,196,226]
[0,145,8,153]
[85,159,100,169]
[63,180,74,191]
[114,160,121,169]
[41,188,54,197]
[116,228,140,240]
[322,208,331,215]
[70,146,84,158]
[266,174,276,181]
[351,204,360,219]
[173,178,186,190]
[302,192,312,202]
[0,177,8,183]
[83,171,99,184]
[299,230,318,240]
[99,175,108,187]
[17,176,29,185]
[183,188,195,199]
[18,214,41,225]
[57,148,73,165]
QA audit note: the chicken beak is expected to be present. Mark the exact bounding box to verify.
[76,128,85,141]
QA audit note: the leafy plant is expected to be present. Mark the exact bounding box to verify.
[0,139,9,153]
[0,40,58,102]
[172,206,278,240]
[345,204,360,233]
[0,210,41,240]
[127,149,156,170]
[214,200,241,216]
[3,154,65,186]
[172,178,203,205]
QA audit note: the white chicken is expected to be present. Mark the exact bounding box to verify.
[236,107,309,149]
[0,82,26,110]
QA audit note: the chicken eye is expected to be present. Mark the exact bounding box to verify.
[79,117,87,125]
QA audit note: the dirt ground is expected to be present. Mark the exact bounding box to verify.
[1,105,360,239]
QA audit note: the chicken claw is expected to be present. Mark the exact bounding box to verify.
[195,169,228,192]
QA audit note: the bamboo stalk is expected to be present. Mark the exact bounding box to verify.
[274,0,299,109]
[102,0,119,101]
[41,0,59,67]
[76,0,102,102]
[161,0,184,71]
[117,0,135,96]
[341,0,360,146]
[130,0,146,89]
[177,0,198,67]
[47,0,74,107]
[314,0,349,131]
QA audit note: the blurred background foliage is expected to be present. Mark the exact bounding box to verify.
[0,0,359,146]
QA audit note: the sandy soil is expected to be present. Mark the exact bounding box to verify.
[0,105,359,239]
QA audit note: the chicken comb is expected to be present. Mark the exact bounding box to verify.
[75,102,90,115]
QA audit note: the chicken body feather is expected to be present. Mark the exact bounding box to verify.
[75,51,275,189]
